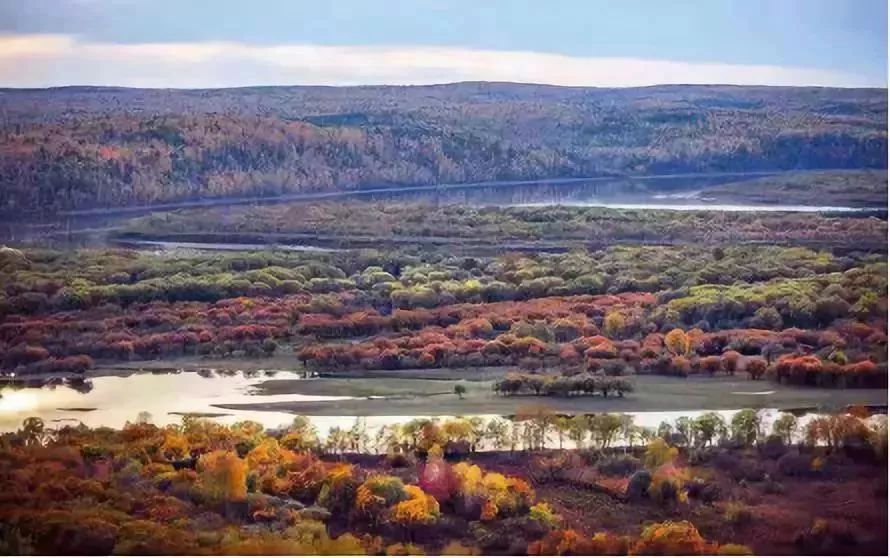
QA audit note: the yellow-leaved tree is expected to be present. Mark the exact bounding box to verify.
[664,328,690,356]
[198,450,247,503]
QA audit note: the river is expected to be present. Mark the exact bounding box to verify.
[0,172,885,441]
[2,171,884,248]
[1,368,885,447]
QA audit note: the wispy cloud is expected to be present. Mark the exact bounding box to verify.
[0,34,880,88]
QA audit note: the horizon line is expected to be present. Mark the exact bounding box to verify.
[1,80,887,92]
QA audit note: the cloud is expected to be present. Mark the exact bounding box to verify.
[0,33,880,88]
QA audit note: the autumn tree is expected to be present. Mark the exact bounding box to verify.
[644,438,678,469]
[665,328,690,356]
[632,521,712,555]
[603,311,626,338]
[772,413,798,445]
[197,450,247,503]
[745,356,768,380]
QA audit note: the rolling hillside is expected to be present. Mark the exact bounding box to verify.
[0,82,886,213]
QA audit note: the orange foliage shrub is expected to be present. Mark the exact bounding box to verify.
[197,450,247,503]
[631,521,712,555]
[355,475,409,518]
[391,485,440,526]
[529,529,629,555]
[665,329,690,356]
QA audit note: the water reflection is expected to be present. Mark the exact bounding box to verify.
[0,370,346,433]
[4,172,883,248]
[3,368,882,452]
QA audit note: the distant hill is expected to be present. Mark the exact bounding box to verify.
[0,82,886,213]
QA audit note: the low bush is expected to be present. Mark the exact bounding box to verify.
[596,455,642,477]
[723,501,754,525]
[685,478,721,503]
[777,451,817,478]
[795,519,858,555]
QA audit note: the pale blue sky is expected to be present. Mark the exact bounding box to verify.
[0,0,886,87]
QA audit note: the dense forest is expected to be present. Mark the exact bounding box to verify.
[1,235,885,389]
[1,407,886,555]
[0,83,886,212]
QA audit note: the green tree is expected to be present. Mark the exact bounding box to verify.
[693,412,728,447]
[643,438,679,469]
[588,414,624,449]
[326,427,350,455]
[731,409,762,446]
[567,415,589,449]
[771,413,798,445]
[673,416,693,447]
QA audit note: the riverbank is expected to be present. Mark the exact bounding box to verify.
[217,374,887,416]
[3,366,886,433]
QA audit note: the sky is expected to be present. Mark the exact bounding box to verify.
[0,0,886,88]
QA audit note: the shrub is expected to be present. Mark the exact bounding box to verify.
[762,479,784,494]
[795,518,858,555]
[631,521,711,555]
[597,455,642,477]
[528,502,561,529]
[777,451,816,478]
[391,485,440,527]
[440,541,479,555]
[723,501,753,525]
[527,529,594,555]
[316,463,359,516]
[384,451,416,469]
[386,542,426,555]
[626,470,652,501]
[196,451,247,504]
[717,543,755,555]
[643,439,678,469]
[744,357,768,380]
[685,478,720,503]
[759,434,787,459]
[355,475,409,518]
[419,452,457,503]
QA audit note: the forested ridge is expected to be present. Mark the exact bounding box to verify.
[0,83,886,212]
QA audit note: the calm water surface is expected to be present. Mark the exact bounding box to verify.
[3,173,882,247]
[0,370,860,446]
